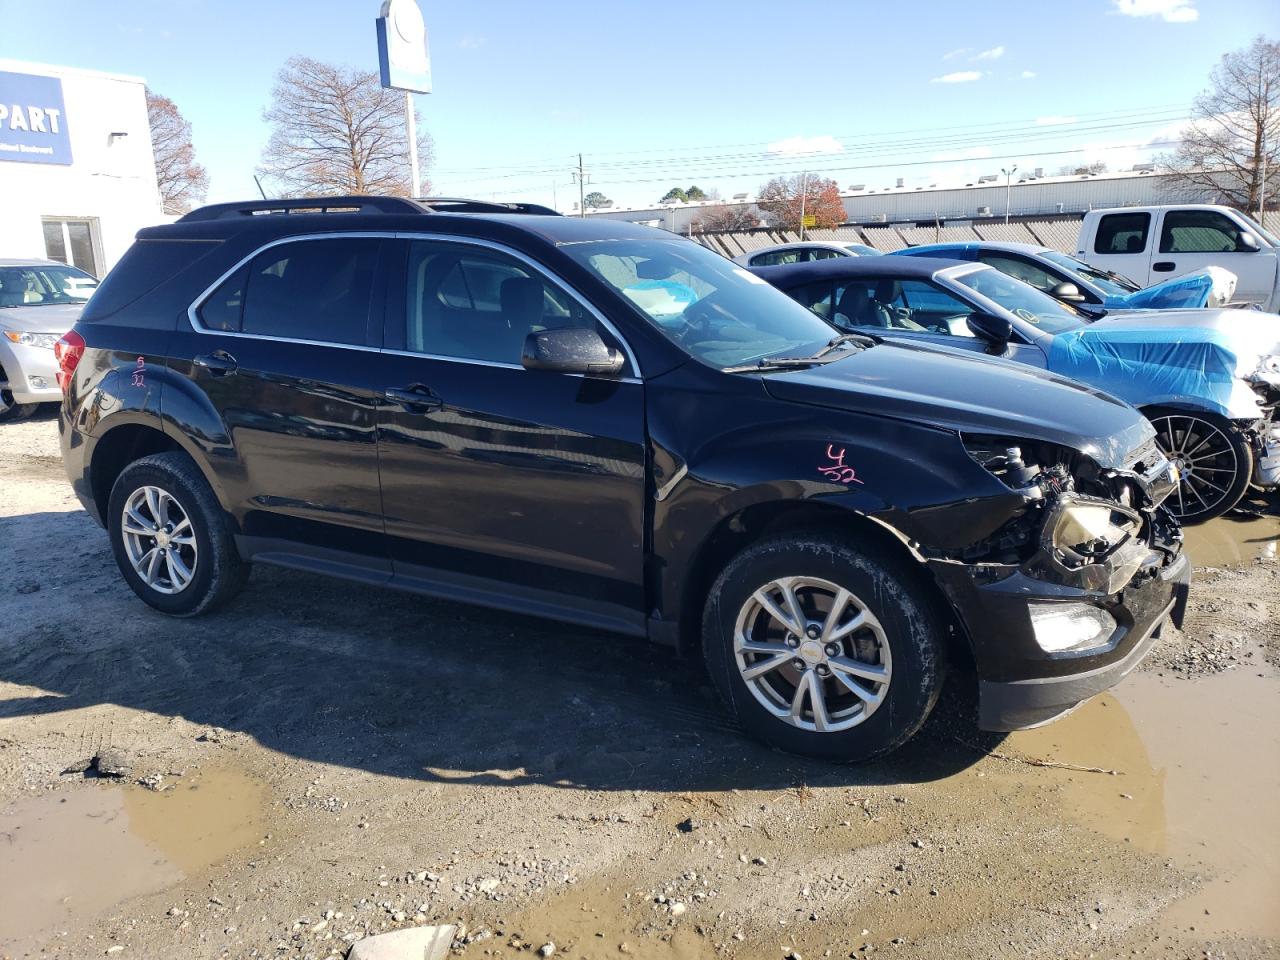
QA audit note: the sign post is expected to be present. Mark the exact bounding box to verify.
[376,0,431,196]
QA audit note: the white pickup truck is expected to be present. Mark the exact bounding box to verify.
[1077,204,1280,312]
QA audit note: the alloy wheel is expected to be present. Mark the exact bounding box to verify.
[733,576,892,733]
[121,485,199,594]
[1150,414,1240,519]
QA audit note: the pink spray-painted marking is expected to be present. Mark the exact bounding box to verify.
[131,356,145,388]
[818,444,864,485]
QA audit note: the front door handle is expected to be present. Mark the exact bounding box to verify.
[1152,261,1176,273]
[193,350,237,376]
[384,384,443,412]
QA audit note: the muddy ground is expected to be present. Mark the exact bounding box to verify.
[1,409,1277,960]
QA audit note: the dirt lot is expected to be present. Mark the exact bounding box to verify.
[1,409,1278,960]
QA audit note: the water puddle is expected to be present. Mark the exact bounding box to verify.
[1182,501,1280,567]
[0,766,266,946]
[1008,668,1280,937]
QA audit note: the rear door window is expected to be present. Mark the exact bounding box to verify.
[1094,213,1151,255]
[1159,210,1244,253]
[233,238,379,345]
[749,248,803,266]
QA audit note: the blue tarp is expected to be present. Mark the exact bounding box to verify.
[1047,325,1240,413]
[1104,272,1218,310]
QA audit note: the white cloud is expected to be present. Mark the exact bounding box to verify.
[1035,115,1079,126]
[972,45,1005,60]
[1021,70,1037,79]
[931,71,983,84]
[1112,0,1199,22]
[943,47,971,60]
[766,135,845,156]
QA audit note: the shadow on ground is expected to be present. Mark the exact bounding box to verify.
[0,508,1000,794]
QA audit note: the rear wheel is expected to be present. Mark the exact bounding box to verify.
[702,534,946,762]
[1147,409,1252,524]
[108,452,249,616]
[0,383,39,422]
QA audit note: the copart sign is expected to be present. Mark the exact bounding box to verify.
[0,71,71,165]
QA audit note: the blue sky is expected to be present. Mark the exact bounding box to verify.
[2,0,1275,210]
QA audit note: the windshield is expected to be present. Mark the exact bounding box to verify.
[560,239,838,367]
[0,263,98,307]
[952,267,1086,334]
[1040,250,1139,296]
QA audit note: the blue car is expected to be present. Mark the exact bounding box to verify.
[893,241,1236,314]
[753,256,1280,523]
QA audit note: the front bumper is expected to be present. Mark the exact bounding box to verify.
[0,340,60,404]
[930,538,1190,731]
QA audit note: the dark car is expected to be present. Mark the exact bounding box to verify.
[752,256,1280,524]
[56,196,1188,761]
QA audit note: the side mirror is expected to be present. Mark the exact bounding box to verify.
[967,311,1014,344]
[1048,281,1086,303]
[1236,232,1261,253]
[522,327,625,377]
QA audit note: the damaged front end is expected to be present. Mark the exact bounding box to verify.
[923,432,1190,730]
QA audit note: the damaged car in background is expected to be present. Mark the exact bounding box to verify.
[755,256,1280,524]
[61,200,1187,760]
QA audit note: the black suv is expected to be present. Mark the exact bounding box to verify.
[57,196,1189,760]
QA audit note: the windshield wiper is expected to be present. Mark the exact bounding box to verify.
[721,334,875,374]
[808,332,877,358]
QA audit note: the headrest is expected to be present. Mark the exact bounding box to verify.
[500,276,543,317]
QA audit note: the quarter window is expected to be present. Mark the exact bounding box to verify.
[1094,213,1150,255]
[1159,210,1245,253]
[403,241,603,364]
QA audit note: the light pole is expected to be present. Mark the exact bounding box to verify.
[798,170,809,240]
[1002,165,1018,225]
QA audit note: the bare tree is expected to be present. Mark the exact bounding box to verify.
[692,204,759,233]
[1162,35,1279,213]
[259,56,433,198]
[756,175,845,232]
[146,89,208,214]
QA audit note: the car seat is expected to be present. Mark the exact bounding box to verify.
[834,285,891,328]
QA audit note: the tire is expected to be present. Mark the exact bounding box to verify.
[701,534,946,762]
[1146,408,1253,524]
[0,394,40,422]
[107,451,250,616]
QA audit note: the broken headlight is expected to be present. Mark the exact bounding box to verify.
[1042,496,1147,594]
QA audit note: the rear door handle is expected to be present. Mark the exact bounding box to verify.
[384,384,443,412]
[193,350,237,375]
[1152,261,1176,273]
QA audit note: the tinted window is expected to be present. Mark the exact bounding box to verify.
[978,253,1060,292]
[1094,212,1150,255]
[239,239,379,345]
[404,241,603,364]
[563,238,835,368]
[953,268,1084,334]
[750,249,803,266]
[1159,210,1245,253]
[198,267,248,332]
[806,249,843,261]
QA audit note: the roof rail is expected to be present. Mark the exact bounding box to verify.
[417,197,561,216]
[177,196,429,222]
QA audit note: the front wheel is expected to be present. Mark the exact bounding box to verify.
[701,535,946,762]
[108,452,250,616]
[1147,409,1252,524]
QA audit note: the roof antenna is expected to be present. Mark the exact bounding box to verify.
[253,175,268,200]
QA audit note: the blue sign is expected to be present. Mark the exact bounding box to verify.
[376,0,432,94]
[0,71,72,165]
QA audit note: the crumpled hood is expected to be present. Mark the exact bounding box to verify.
[762,339,1154,469]
[1105,266,1238,310]
[1048,311,1278,419]
[0,302,85,334]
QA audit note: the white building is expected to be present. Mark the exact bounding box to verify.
[0,59,164,277]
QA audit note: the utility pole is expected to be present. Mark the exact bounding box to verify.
[572,154,589,218]
[798,170,809,240]
[1001,164,1018,225]
[406,92,420,197]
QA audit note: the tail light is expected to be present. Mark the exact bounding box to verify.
[54,330,85,392]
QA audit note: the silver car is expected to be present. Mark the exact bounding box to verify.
[731,240,880,268]
[0,258,97,421]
